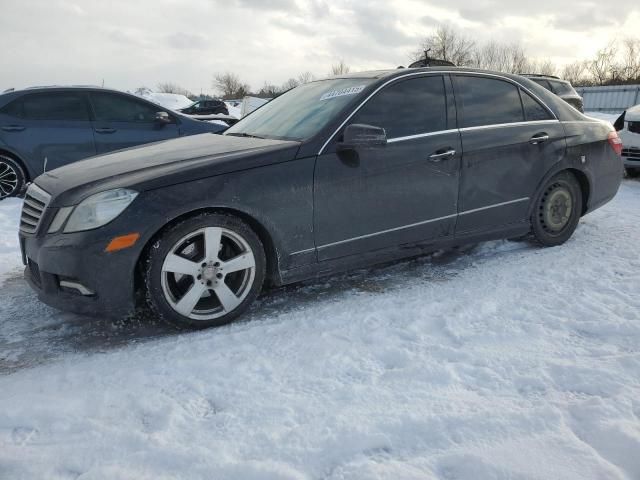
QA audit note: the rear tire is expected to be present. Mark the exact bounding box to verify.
[626,167,640,178]
[530,171,582,247]
[0,154,26,199]
[144,213,266,329]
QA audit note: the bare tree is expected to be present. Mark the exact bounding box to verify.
[416,24,475,66]
[588,43,617,85]
[134,86,152,96]
[213,72,250,99]
[297,71,315,84]
[280,78,300,91]
[562,61,590,86]
[472,42,530,73]
[329,60,350,76]
[620,38,640,82]
[257,82,280,98]
[156,82,192,97]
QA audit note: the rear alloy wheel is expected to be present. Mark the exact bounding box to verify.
[145,213,266,329]
[626,167,640,178]
[0,155,26,199]
[530,171,582,246]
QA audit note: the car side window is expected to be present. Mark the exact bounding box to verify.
[455,76,524,128]
[520,90,553,121]
[15,93,90,121]
[530,78,552,91]
[350,76,447,139]
[91,92,160,123]
[549,81,573,96]
[0,99,24,118]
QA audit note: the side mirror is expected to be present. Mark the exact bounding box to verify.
[155,111,171,124]
[337,124,387,151]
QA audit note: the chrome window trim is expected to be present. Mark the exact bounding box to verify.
[458,119,559,133]
[318,70,558,155]
[293,197,531,255]
[387,129,459,144]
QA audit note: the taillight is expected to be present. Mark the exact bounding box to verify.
[608,131,623,156]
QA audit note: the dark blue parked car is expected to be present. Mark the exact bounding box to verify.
[0,86,226,198]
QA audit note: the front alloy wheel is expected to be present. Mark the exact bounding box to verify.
[145,213,266,329]
[0,155,26,199]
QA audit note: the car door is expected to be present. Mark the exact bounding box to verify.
[314,74,461,261]
[0,91,96,173]
[452,74,566,234]
[89,91,180,154]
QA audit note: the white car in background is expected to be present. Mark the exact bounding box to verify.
[617,104,640,177]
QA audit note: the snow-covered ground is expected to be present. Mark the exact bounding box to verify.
[1,180,640,479]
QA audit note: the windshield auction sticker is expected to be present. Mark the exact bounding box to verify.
[320,85,365,101]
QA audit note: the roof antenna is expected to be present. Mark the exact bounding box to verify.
[424,48,431,66]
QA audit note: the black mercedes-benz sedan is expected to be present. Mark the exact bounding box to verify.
[19,67,624,329]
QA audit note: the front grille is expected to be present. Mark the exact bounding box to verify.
[622,148,640,160]
[629,122,640,134]
[20,184,51,234]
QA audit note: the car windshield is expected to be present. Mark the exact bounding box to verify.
[224,78,373,141]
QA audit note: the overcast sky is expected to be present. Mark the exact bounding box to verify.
[1,0,639,96]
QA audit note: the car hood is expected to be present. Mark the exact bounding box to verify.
[37,133,301,207]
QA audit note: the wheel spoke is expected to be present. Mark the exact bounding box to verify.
[163,253,199,277]
[213,282,241,312]
[223,252,255,274]
[174,283,207,316]
[203,227,222,261]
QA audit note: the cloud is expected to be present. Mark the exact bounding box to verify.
[165,32,209,50]
[0,0,638,95]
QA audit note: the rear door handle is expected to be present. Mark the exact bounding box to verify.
[428,149,456,162]
[94,127,116,134]
[1,125,25,132]
[529,133,549,145]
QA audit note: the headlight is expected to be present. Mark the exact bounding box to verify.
[63,189,138,233]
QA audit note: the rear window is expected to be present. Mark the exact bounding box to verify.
[529,78,552,91]
[549,81,575,96]
[455,76,524,128]
[520,90,554,121]
[6,93,90,121]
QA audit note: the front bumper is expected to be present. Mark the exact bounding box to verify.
[20,226,140,319]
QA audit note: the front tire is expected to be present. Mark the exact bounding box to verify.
[530,171,582,247]
[144,213,266,329]
[0,155,26,199]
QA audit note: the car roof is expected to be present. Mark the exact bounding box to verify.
[326,66,548,84]
[2,85,130,95]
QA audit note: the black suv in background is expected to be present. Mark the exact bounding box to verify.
[178,99,229,116]
[0,86,226,198]
[522,75,584,112]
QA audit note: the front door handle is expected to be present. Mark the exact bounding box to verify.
[529,133,549,145]
[428,149,456,162]
[94,127,116,134]
[1,125,25,132]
